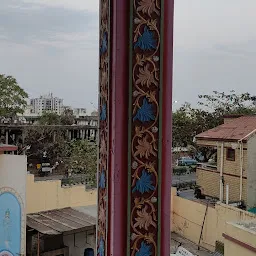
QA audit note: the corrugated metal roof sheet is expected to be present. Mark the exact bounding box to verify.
[27,206,96,235]
[212,252,223,256]
[196,116,256,141]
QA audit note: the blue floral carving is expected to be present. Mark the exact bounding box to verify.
[99,170,106,189]
[134,26,156,51]
[135,241,152,256]
[132,169,155,194]
[100,32,108,55]
[100,103,107,121]
[133,98,155,122]
[98,236,105,256]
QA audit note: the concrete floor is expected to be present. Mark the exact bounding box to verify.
[171,233,213,256]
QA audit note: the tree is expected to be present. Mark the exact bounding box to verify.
[172,104,194,147]
[172,103,217,147]
[0,74,28,118]
[65,140,97,185]
[38,110,75,125]
[198,90,256,120]
[38,112,61,125]
[24,110,97,182]
[23,125,68,161]
[60,109,75,125]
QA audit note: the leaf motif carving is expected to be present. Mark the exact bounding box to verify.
[134,205,157,230]
[100,136,107,155]
[133,97,155,123]
[98,205,105,225]
[132,169,155,194]
[134,135,157,159]
[145,162,155,173]
[136,64,157,88]
[135,241,152,256]
[137,0,160,16]
[134,26,157,51]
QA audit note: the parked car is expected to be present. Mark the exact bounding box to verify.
[177,157,197,166]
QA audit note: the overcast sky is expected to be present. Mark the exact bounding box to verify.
[1,0,256,112]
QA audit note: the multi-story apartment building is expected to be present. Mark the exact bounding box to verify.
[30,93,63,115]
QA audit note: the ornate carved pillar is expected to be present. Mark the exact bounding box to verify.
[97,0,174,255]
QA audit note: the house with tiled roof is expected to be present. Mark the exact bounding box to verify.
[195,115,256,209]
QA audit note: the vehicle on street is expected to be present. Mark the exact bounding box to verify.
[177,157,197,166]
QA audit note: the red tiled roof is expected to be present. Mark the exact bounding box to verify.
[196,116,256,141]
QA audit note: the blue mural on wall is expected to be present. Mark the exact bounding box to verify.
[0,192,21,256]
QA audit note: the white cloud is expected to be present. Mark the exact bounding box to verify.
[30,31,98,50]
[6,4,43,10]
[175,0,256,48]
[22,0,99,12]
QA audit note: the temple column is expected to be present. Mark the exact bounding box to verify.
[97,0,174,255]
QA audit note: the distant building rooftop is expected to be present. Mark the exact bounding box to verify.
[196,115,256,142]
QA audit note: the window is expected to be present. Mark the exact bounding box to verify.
[226,148,235,161]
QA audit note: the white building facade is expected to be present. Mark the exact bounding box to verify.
[73,108,87,118]
[30,93,64,116]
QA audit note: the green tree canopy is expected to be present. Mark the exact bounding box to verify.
[0,74,28,117]
[198,90,256,118]
[38,112,61,125]
[38,110,75,125]
[66,140,97,184]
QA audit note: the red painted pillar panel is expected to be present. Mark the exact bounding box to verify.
[108,0,129,255]
[97,0,110,254]
[127,0,174,255]
[97,0,174,255]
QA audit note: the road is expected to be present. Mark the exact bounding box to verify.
[172,172,196,186]
[178,189,195,200]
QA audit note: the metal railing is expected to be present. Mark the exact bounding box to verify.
[197,163,218,171]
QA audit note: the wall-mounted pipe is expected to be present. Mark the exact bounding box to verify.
[239,141,244,201]
[226,184,229,205]
[220,142,224,202]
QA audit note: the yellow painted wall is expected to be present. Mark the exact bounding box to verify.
[224,221,256,256]
[216,144,247,177]
[197,140,248,203]
[215,203,256,244]
[196,168,247,202]
[172,196,217,251]
[26,174,97,214]
[196,168,220,199]
[170,187,176,232]
[172,194,256,252]
[26,172,256,254]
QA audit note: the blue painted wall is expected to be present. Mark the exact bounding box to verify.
[0,192,21,255]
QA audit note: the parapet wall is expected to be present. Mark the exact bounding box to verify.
[26,174,97,214]
[172,192,256,252]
